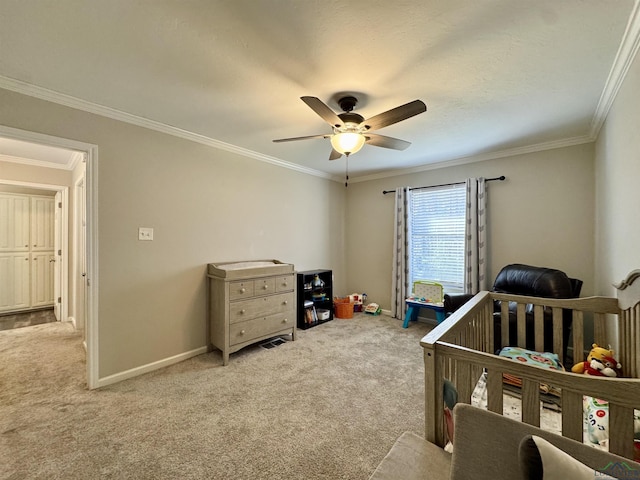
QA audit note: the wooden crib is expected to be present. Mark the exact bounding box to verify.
[421,269,640,460]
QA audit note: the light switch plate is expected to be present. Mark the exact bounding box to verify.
[138,227,154,241]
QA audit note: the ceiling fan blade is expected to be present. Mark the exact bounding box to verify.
[365,133,411,151]
[273,134,331,143]
[301,96,344,127]
[329,148,343,160]
[361,100,427,131]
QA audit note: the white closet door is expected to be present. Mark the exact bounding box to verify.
[31,252,55,307]
[30,197,55,251]
[0,194,30,252]
[0,253,30,312]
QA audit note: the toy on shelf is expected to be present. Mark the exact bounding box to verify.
[571,343,622,377]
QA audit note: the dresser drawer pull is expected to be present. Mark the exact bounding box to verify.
[262,285,269,290]
[283,300,288,305]
[282,318,288,323]
[240,287,246,293]
[240,330,245,335]
[240,309,246,314]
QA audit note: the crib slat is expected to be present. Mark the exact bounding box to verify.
[517,303,527,347]
[593,312,607,347]
[435,373,445,446]
[501,301,509,349]
[621,311,630,377]
[627,304,640,378]
[561,391,583,442]
[552,307,563,358]
[533,305,544,353]
[608,404,634,459]
[572,310,584,364]
[484,302,493,353]
[486,369,503,414]
[521,378,540,427]
[457,362,472,404]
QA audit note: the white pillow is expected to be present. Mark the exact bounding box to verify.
[519,435,618,480]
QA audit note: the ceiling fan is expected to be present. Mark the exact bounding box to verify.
[273,95,427,160]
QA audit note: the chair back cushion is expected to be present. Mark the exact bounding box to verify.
[492,264,576,299]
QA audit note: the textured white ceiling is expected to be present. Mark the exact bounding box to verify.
[0,0,637,180]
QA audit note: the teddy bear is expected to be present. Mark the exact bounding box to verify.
[571,343,622,377]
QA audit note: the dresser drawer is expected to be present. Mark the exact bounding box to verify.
[276,274,294,292]
[254,277,276,295]
[229,292,294,324]
[229,312,295,346]
[229,280,255,300]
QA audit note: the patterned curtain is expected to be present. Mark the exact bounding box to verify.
[391,187,411,319]
[464,178,487,294]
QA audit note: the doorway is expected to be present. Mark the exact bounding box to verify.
[0,183,66,321]
[0,125,98,389]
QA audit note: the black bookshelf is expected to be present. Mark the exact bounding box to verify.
[296,269,333,329]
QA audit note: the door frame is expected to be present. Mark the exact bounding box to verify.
[54,190,63,320]
[72,175,87,334]
[0,125,99,389]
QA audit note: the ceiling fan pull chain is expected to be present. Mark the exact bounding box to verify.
[345,154,349,187]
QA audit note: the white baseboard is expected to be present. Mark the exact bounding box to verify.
[96,346,209,388]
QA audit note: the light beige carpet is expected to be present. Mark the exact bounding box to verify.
[0,314,432,480]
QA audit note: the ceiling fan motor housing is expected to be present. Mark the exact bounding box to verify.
[337,95,358,112]
[337,112,365,127]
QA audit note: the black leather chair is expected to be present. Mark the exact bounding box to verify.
[445,264,582,362]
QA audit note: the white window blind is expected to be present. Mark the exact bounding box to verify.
[409,184,466,291]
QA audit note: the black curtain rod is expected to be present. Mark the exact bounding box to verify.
[382,175,506,195]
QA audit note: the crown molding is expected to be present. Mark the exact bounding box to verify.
[0,153,73,170]
[590,0,640,137]
[0,75,333,181]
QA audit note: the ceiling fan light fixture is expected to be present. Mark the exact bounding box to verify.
[330,132,366,156]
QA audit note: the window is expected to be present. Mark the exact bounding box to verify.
[409,184,466,292]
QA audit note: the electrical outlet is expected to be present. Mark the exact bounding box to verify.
[138,227,154,241]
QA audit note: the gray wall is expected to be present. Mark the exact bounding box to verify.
[594,41,640,347]
[0,88,346,379]
[344,143,595,310]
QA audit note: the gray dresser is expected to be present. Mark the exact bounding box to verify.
[207,260,296,365]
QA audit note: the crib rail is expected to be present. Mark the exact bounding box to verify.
[421,290,640,460]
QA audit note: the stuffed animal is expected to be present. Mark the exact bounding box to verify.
[571,343,622,377]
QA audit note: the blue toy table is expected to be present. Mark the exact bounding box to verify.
[402,300,446,328]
